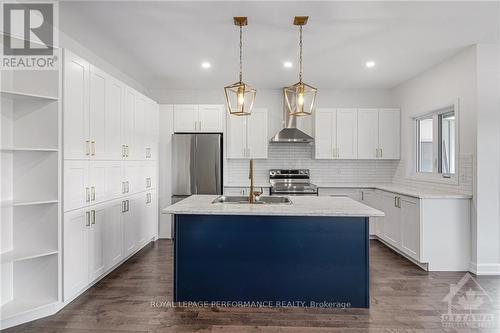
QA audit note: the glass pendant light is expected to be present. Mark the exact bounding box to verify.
[284,16,317,116]
[224,17,256,116]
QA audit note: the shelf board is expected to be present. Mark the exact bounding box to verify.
[1,200,59,207]
[1,90,59,101]
[0,147,58,152]
[0,249,58,264]
[0,298,58,320]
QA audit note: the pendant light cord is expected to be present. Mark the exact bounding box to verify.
[299,25,303,83]
[239,25,243,82]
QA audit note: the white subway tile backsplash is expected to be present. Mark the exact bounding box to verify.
[226,145,399,186]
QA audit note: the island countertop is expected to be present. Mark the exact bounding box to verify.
[162,195,385,217]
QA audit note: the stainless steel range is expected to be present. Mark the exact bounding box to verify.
[269,169,318,196]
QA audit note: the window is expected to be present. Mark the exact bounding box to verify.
[417,117,433,173]
[415,106,456,178]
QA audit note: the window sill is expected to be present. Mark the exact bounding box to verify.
[407,173,459,185]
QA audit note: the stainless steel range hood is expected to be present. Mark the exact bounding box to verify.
[270,96,314,143]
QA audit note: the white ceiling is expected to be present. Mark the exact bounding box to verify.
[60,1,499,90]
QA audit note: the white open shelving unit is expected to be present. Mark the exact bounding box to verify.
[0,53,62,329]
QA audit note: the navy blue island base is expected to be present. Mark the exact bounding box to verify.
[174,214,370,308]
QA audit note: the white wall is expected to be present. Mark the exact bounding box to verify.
[391,44,500,275]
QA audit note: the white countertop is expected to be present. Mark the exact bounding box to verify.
[316,183,472,199]
[162,195,385,217]
[224,182,471,199]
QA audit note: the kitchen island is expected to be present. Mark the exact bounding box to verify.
[163,195,384,308]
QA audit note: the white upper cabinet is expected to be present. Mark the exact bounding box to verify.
[358,108,400,160]
[131,95,146,160]
[89,65,107,159]
[336,108,358,159]
[105,78,124,160]
[357,108,379,159]
[121,88,135,158]
[173,105,198,132]
[226,112,247,159]
[198,105,224,132]
[314,108,336,159]
[64,51,90,160]
[378,108,400,159]
[173,104,224,133]
[144,101,159,160]
[226,108,268,159]
[246,108,268,159]
[314,108,357,159]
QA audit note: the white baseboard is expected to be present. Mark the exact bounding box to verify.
[469,262,500,275]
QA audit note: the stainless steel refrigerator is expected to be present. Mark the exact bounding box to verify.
[171,133,223,205]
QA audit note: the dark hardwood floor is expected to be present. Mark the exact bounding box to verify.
[6,240,500,333]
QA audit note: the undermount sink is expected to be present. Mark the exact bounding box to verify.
[212,195,292,205]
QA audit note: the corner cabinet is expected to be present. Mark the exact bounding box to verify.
[315,108,357,159]
[357,108,400,159]
[173,104,224,133]
[226,108,268,159]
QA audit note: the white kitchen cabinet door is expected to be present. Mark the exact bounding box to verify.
[314,108,336,159]
[88,205,106,281]
[144,101,159,160]
[148,190,158,239]
[121,89,135,158]
[137,193,149,245]
[144,162,157,191]
[89,65,107,159]
[64,160,90,212]
[336,108,358,159]
[131,95,146,160]
[122,198,136,256]
[198,105,224,132]
[357,109,379,159]
[105,78,124,160]
[246,108,268,159]
[174,105,198,132]
[226,113,248,159]
[105,161,124,200]
[64,50,90,160]
[63,208,89,301]
[89,161,106,204]
[378,108,400,159]
[104,200,124,269]
[381,192,400,247]
[123,162,143,195]
[400,196,420,260]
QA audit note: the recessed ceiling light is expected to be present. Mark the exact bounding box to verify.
[365,61,376,68]
[201,62,211,69]
[283,61,293,68]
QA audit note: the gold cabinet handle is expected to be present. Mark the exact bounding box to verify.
[91,186,96,201]
[85,187,90,202]
[86,211,91,226]
[91,210,96,224]
[85,140,90,156]
[91,140,96,156]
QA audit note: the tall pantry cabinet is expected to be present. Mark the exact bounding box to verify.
[62,50,159,303]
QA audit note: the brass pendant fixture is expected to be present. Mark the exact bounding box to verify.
[224,17,256,116]
[284,16,317,117]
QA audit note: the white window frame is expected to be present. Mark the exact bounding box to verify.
[410,99,460,185]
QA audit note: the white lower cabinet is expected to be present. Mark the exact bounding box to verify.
[63,209,89,301]
[63,194,158,302]
[360,189,470,271]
